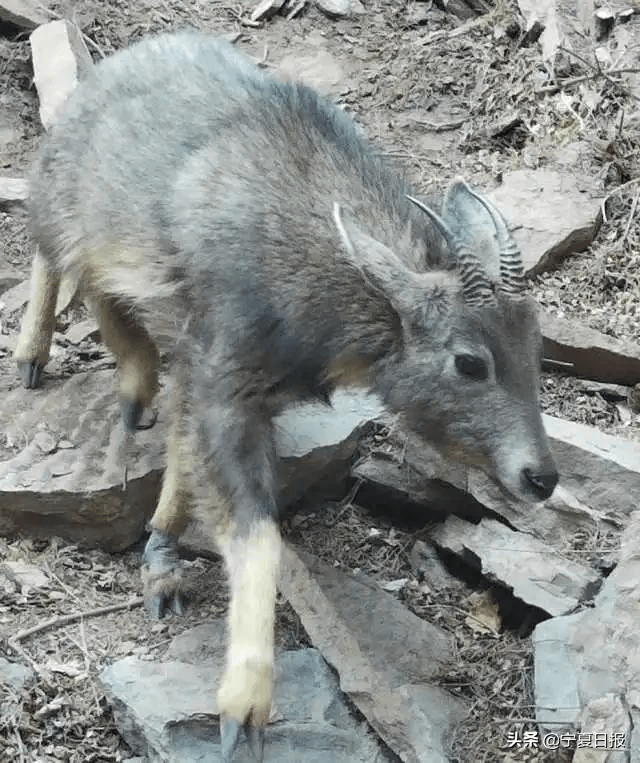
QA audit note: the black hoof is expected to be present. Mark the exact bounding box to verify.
[220,719,264,762]
[120,399,158,432]
[142,531,184,619]
[221,718,241,762]
[221,719,242,763]
[147,588,184,619]
[120,399,143,431]
[18,360,43,389]
[135,408,158,431]
[247,726,265,762]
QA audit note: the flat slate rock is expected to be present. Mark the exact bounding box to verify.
[278,546,467,763]
[409,539,464,592]
[250,0,286,22]
[0,656,34,692]
[0,176,28,207]
[0,279,30,315]
[275,30,351,95]
[354,408,640,547]
[0,0,48,30]
[101,625,390,763]
[0,271,79,317]
[533,510,640,760]
[30,20,93,130]
[2,559,49,591]
[0,261,23,296]
[488,168,601,275]
[516,0,594,61]
[0,370,163,551]
[0,367,378,550]
[315,0,365,18]
[431,516,601,616]
[467,414,640,542]
[540,310,640,386]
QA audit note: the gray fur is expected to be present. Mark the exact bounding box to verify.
[18,31,557,745]
[25,27,558,529]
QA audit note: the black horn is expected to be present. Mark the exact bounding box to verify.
[465,189,526,297]
[407,194,495,306]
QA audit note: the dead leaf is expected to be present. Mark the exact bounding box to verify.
[46,660,85,678]
[380,578,409,593]
[464,591,501,635]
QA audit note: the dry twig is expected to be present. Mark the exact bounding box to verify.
[10,596,144,645]
[536,46,640,101]
[601,176,640,223]
[421,15,488,44]
[621,186,640,245]
[536,67,640,95]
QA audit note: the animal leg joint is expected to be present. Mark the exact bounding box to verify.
[17,360,44,389]
[141,530,184,618]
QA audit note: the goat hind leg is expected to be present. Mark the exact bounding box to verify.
[14,249,61,388]
[142,371,193,618]
[88,294,160,430]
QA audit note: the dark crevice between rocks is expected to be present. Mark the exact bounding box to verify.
[435,546,551,636]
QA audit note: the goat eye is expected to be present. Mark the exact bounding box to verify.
[455,354,488,380]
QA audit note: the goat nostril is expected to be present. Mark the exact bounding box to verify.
[523,467,558,500]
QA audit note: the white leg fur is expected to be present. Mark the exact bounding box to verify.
[14,249,60,367]
[217,518,281,727]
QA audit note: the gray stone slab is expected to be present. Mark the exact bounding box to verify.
[431,516,601,616]
[488,169,601,275]
[0,273,80,316]
[101,635,389,763]
[0,0,48,30]
[533,510,640,760]
[0,371,377,551]
[544,414,640,473]
[0,657,35,692]
[275,389,383,458]
[0,370,163,551]
[540,311,640,386]
[0,262,22,296]
[409,540,463,592]
[250,0,285,22]
[278,546,467,763]
[275,31,352,96]
[30,20,93,130]
[517,0,590,61]
[533,613,582,728]
[315,0,365,19]
[2,560,49,592]
[365,412,639,543]
[0,176,28,207]
[0,279,30,314]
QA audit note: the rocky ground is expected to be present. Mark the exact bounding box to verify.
[1,1,639,762]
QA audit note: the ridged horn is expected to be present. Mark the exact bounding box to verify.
[406,194,495,307]
[464,188,526,296]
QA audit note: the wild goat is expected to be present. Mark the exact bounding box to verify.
[15,31,558,760]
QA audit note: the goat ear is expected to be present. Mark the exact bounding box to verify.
[333,202,411,299]
[333,202,457,325]
[441,179,503,282]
